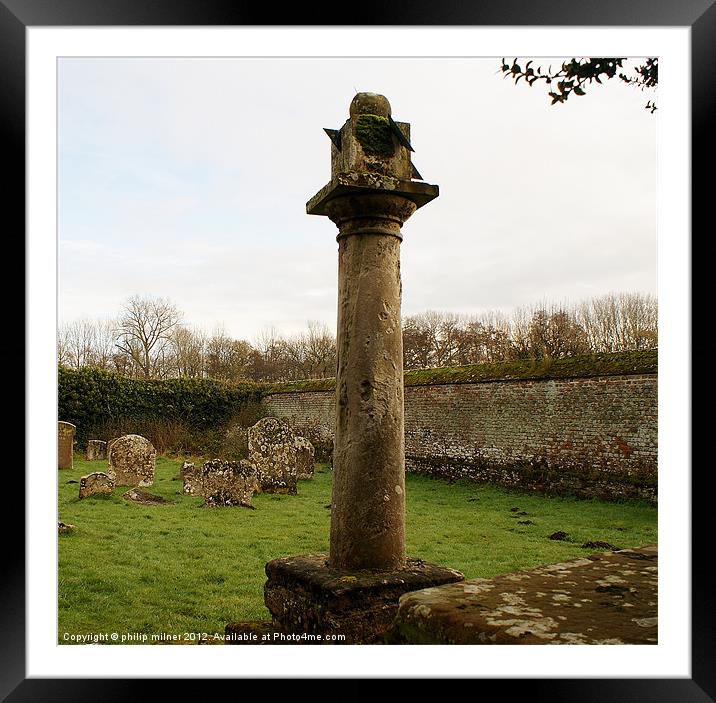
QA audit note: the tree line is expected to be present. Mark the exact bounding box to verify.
[58,292,657,383]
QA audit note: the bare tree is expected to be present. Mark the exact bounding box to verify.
[302,321,337,379]
[59,319,97,369]
[205,326,253,381]
[57,323,73,368]
[172,325,207,378]
[59,291,656,380]
[402,315,434,370]
[577,292,657,353]
[115,295,183,378]
[92,318,120,370]
[453,318,513,365]
[526,307,590,358]
[245,326,287,381]
[403,310,515,369]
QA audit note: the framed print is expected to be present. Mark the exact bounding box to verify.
[8,0,704,698]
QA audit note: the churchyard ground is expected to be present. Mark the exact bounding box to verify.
[58,455,657,643]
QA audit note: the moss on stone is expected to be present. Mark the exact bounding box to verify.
[355,114,395,157]
[401,349,657,387]
[262,350,657,395]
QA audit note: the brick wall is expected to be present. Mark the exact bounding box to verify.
[262,352,657,503]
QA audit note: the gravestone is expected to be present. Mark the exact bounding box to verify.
[201,459,257,508]
[85,439,107,461]
[295,436,315,480]
[78,472,114,499]
[182,461,203,496]
[105,438,120,478]
[107,434,156,487]
[248,418,298,495]
[58,421,76,470]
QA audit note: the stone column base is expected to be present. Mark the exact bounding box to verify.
[263,553,464,644]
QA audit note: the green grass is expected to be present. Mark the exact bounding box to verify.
[58,456,656,643]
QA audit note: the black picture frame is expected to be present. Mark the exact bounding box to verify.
[8,0,702,699]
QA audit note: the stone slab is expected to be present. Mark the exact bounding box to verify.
[58,421,76,470]
[201,459,257,508]
[248,418,298,495]
[107,434,156,486]
[86,439,107,461]
[295,436,315,480]
[391,544,658,644]
[79,472,114,499]
[181,461,202,496]
[264,553,464,644]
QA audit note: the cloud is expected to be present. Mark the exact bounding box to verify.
[58,57,657,339]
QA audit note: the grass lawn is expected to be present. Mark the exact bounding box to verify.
[58,455,657,643]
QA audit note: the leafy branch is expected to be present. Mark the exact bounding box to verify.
[499,57,658,113]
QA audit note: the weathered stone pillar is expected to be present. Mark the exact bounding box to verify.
[326,190,414,569]
[308,93,439,571]
[245,93,463,644]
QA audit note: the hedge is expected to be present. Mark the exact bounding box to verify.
[58,367,263,446]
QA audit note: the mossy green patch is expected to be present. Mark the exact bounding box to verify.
[355,114,395,157]
[263,350,657,394]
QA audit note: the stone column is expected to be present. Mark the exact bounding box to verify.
[307,93,439,571]
[247,93,463,644]
[326,194,416,570]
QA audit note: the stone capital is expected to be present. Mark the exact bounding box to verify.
[325,192,418,241]
[306,171,439,219]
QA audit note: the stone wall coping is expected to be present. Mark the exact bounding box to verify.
[262,350,657,395]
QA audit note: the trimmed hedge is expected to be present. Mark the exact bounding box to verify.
[58,367,263,447]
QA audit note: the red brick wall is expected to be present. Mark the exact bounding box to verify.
[264,372,657,503]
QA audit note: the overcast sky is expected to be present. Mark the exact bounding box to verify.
[58,57,656,341]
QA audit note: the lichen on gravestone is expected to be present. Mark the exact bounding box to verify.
[200,458,257,508]
[78,472,114,499]
[107,434,156,487]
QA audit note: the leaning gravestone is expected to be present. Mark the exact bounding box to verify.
[107,434,156,487]
[79,472,114,499]
[85,440,107,461]
[58,421,76,470]
[248,418,298,495]
[201,459,257,508]
[295,436,315,480]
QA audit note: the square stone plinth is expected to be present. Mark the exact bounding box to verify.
[264,553,464,644]
[391,545,658,645]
